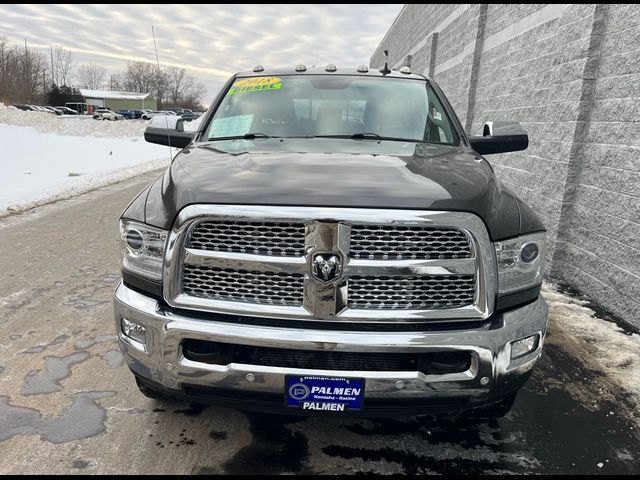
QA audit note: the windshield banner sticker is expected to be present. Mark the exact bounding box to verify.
[209,114,254,137]
[228,77,282,95]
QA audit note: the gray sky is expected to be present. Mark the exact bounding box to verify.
[0,3,403,102]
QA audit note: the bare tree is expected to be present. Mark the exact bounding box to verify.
[77,64,106,89]
[0,37,55,104]
[165,66,206,108]
[123,61,173,106]
[49,45,73,86]
[23,48,48,103]
[166,66,190,105]
[123,61,157,94]
[108,72,125,91]
[180,81,207,109]
[93,61,205,108]
[152,68,169,107]
[0,36,13,102]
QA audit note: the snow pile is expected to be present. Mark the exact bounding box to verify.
[0,104,202,138]
[184,116,202,131]
[0,104,205,218]
[542,282,640,402]
[0,122,171,217]
[0,105,147,138]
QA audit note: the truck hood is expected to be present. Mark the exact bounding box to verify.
[138,138,522,240]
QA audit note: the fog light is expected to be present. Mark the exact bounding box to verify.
[121,318,146,344]
[510,334,539,359]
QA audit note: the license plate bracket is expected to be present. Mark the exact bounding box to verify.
[285,375,365,412]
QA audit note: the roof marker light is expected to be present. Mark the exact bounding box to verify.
[325,64,337,72]
[253,65,264,72]
[357,65,369,73]
[295,64,307,72]
[400,66,412,74]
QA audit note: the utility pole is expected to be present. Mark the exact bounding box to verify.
[50,44,54,86]
[24,37,28,102]
[43,68,46,105]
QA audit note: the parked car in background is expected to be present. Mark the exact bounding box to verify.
[180,111,199,122]
[131,110,147,119]
[116,110,135,119]
[12,104,36,111]
[26,105,47,113]
[43,106,63,115]
[65,102,89,114]
[93,108,125,121]
[55,106,80,115]
[141,110,174,120]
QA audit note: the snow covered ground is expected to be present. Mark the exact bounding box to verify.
[0,105,201,217]
[543,282,640,403]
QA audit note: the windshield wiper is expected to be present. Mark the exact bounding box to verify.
[208,132,273,141]
[352,132,382,140]
[314,133,427,143]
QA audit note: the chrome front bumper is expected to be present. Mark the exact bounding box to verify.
[114,282,548,411]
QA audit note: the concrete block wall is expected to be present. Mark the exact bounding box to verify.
[371,4,640,327]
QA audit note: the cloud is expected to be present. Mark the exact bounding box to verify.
[0,3,403,102]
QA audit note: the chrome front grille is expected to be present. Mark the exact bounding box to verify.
[183,265,304,306]
[349,274,476,310]
[165,206,496,323]
[188,220,305,257]
[350,225,472,260]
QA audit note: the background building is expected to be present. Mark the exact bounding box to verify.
[79,89,157,111]
[372,4,640,327]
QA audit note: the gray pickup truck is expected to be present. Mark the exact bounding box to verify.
[114,65,547,418]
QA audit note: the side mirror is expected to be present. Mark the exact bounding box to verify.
[468,121,528,155]
[144,115,194,148]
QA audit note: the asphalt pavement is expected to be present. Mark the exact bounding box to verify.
[0,172,638,474]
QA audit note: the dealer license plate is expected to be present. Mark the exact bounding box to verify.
[286,375,365,412]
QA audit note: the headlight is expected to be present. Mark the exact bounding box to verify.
[494,232,545,294]
[120,220,167,281]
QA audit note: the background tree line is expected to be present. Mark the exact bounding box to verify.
[1,37,207,109]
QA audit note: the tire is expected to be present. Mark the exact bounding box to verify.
[135,376,169,400]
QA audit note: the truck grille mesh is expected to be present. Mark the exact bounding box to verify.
[183,265,304,306]
[348,274,476,310]
[188,221,305,257]
[176,210,483,318]
[350,225,472,260]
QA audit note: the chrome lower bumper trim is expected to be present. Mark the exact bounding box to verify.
[114,283,547,404]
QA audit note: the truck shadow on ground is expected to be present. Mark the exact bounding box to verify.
[181,343,640,475]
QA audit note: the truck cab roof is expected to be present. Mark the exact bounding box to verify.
[234,66,428,81]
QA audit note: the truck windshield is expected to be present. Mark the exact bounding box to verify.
[206,75,458,145]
